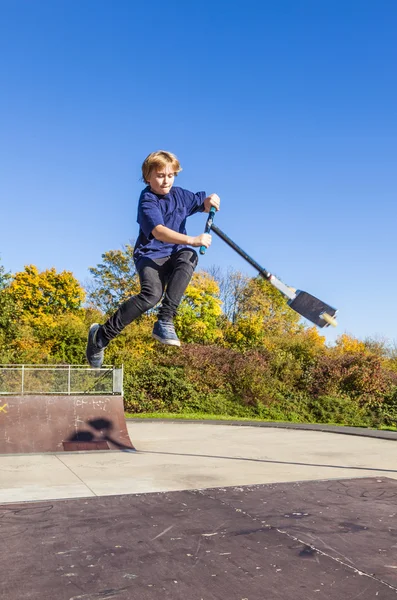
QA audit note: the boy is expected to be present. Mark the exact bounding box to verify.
[86,150,220,368]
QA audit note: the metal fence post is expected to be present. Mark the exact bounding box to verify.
[67,365,71,395]
[21,364,25,395]
[112,366,123,395]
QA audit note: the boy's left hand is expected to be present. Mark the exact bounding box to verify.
[204,193,220,213]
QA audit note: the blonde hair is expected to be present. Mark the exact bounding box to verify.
[141,150,182,183]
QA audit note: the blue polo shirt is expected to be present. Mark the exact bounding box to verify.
[133,186,206,268]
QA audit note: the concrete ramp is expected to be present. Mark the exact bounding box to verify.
[0,395,135,454]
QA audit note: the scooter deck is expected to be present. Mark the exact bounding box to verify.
[288,291,337,328]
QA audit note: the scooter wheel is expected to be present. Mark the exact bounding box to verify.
[321,312,338,327]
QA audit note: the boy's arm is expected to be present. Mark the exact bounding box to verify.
[183,190,220,216]
[152,225,211,248]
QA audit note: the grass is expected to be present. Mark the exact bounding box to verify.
[379,424,397,432]
[125,411,397,432]
[125,412,265,422]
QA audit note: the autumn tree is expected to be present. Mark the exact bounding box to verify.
[334,333,368,355]
[175,271,223,344]
[0,261,20,361]
[9,265,85,321]
[0,261,14,329]
[4,266,86,362]
[223,275,301,348]
[86,243,139,314]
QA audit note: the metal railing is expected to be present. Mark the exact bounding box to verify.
[0,365,123,396]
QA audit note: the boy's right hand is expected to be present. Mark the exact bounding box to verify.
[191,233,212,248]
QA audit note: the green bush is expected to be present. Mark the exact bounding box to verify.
[374,386,397,428]
[307,395,372,427]
[124,361,200,413]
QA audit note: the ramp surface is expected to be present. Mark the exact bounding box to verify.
[1,421,397,503]
[1,477,397,600]
[0,395,134,453]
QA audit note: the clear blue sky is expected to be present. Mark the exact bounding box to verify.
[1,0,396,345]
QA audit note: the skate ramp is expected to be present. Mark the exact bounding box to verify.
[1,478,397,599]
[0,394,135,454]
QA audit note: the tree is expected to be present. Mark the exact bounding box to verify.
[175,270,223,344]
[207,266,248,323]
[223,275,301,348]
[334,333,368,355]
[0,261,15,329]
[86,243,139,314]
[0,260,20,362]
[0,261,9,288]
[3,266,92,363]
[9,265,85,323]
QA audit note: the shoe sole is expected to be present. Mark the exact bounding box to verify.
[152,333,181,347]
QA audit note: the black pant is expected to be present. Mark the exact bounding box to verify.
[99,248,198,345]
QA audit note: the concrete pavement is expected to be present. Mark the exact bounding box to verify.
[0,420,396,503]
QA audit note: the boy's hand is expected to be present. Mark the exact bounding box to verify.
[204,193,220,213]
[191,233,212,248]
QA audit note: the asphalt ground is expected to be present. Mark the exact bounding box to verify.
[1,421,397,599]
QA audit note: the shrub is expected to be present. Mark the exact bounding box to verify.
[308,352,397,406]
[123,360,200,413]
[307,395,372,427]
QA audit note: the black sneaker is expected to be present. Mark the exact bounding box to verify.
[86,323,105,368]
[152,320,181,347]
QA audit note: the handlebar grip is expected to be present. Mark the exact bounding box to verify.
[199,207,216,255]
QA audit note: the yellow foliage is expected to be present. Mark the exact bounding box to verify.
[176,270,223,344]
[304,326,326,348]
[184,271,223,317]
[9,265,85,326]
[236,276,300,336]
[105,315,157,364]
[334,334,367,355]
[11,323,53,363]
